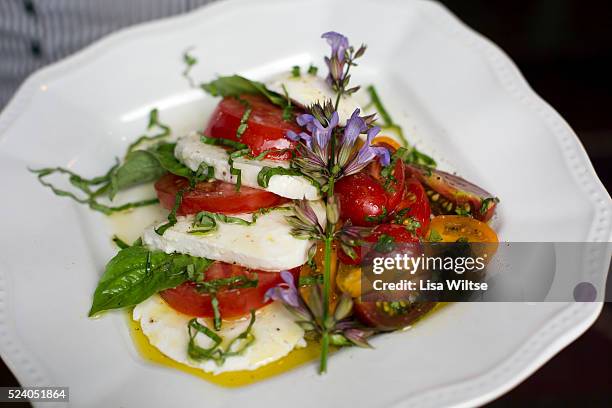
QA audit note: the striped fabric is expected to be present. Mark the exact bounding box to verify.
[0,0,215,110]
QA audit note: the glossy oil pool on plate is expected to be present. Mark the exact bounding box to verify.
[0,0,610,407]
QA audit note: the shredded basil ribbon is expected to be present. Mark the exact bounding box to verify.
[182,48,198,87]
[211,295,222,331]
[29,165,160,215]
[200,134,248,150]
[299,274,324,287]
[235,97,252,139]
[29,109,191,215]
[155,188,185,235]
[188,207,291,235]
[187,310,256,365]
[127,108,171,153]
[256,166,319,190]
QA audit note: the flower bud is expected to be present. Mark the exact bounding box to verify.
[333,294,354,321]
[330,57,344,82]
[326,196,340,225]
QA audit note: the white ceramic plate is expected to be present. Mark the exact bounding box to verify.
[0,0,610,407]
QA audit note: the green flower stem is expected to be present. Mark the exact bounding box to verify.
[320,209,334,373]
[319,134,338,373]
[334,61,353,111]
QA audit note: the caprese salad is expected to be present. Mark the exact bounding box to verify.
[31,31,500,380]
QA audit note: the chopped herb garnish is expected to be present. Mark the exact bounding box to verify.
[428,229,443,242]
[393,207,410,224]
[299,274,324,287]
[455,206,471,216]
[403,217,421,233]
[373,234,395,253]
[291,65,301,77]
[307,64,318,75]
[364,207,388,223]
[480,197,500,215]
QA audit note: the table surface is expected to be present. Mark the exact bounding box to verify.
[0,0,611,406]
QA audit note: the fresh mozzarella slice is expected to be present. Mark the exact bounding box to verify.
[143,203,325,271]
[266,73,362,125]
[134,295,306,374]
[175,132,320,200]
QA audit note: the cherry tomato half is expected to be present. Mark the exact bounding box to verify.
[391,176,431,237]
[335,150,405,227]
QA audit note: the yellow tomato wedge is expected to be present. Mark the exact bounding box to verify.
[427,215,498,243]
[427,215,498,260]
[336,263,362,298]
[372,135,401,150]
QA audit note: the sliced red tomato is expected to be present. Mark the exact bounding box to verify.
[337,223,419,265]
[353,300,435,331]
[204,94,300,160]
[390,176,431,237]
[335,149,405,227]
[406,164,498,222]
[154,173,288,215]
[160,263,300,319]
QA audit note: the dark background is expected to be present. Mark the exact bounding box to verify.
[1,0,611,406]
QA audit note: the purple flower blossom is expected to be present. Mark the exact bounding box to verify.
[286,130,312,149]
[285,109,339,183]
[342,125,390,176]
[322,31,349,63]
[336,109,367,167]
[296,112,339,151]
[341,109,367,145]
[264,270,300,308]
[286,104,390,185]
[264,270,313,322]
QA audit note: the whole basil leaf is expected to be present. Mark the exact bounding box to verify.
[201,75,288,108]
[147,142,193,178]
[110,150,167,199]
[88,246,212,316]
